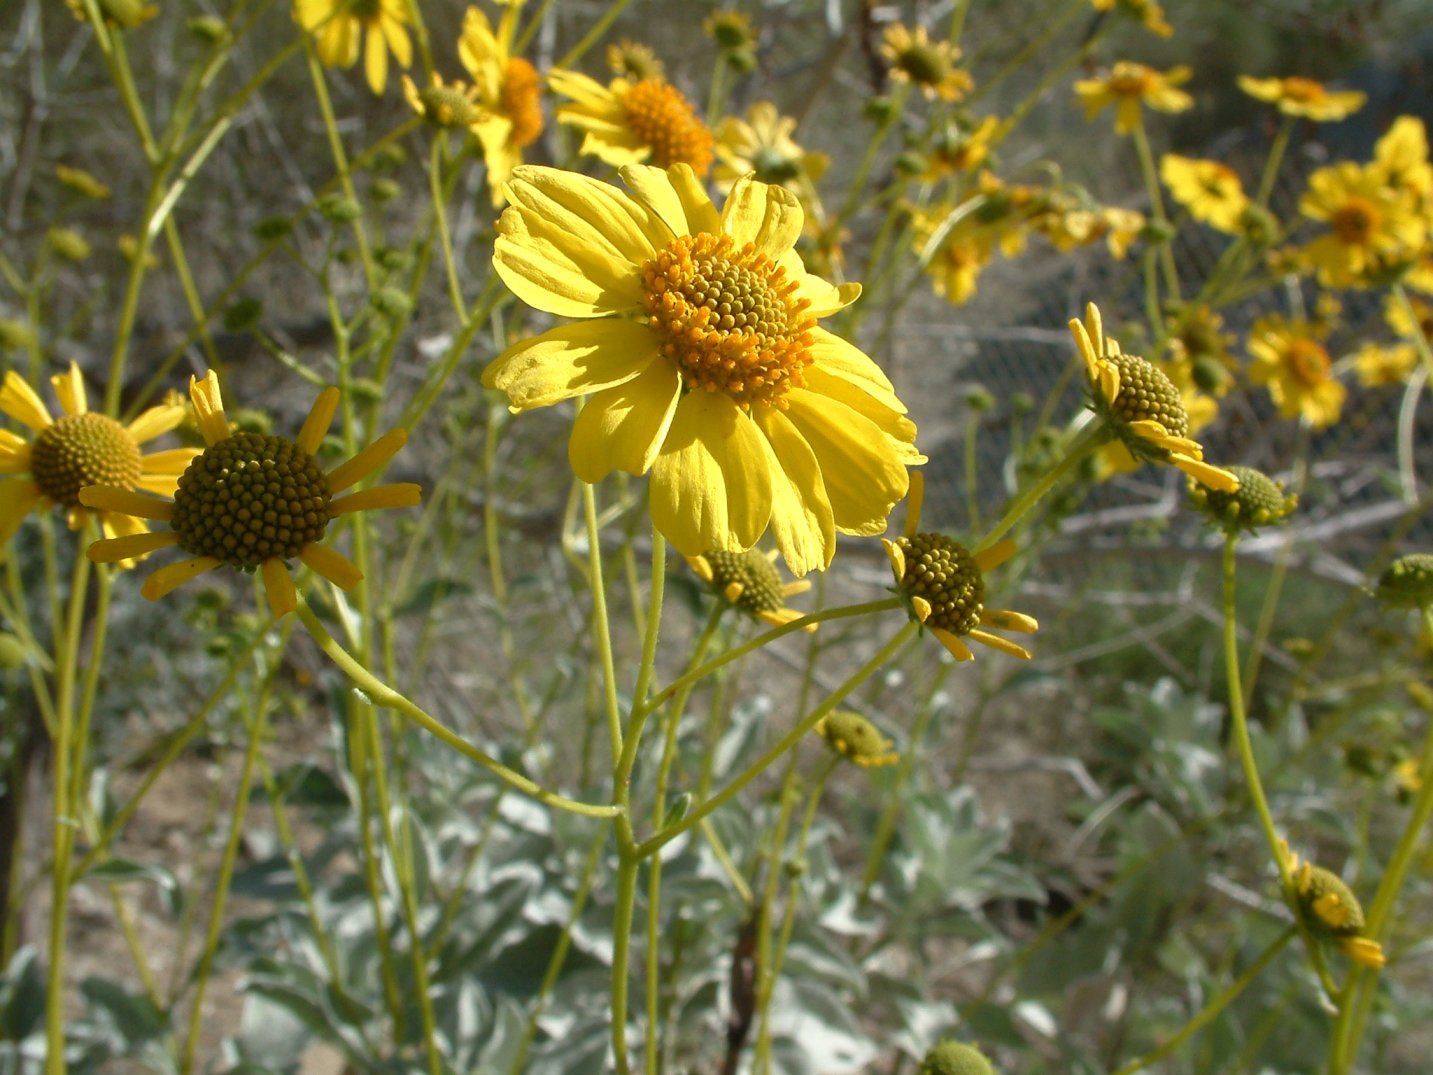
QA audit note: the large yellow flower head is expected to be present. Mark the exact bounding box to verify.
[294,0,412,96]
[549,69,714,177]
[1074,62,1192,135]
[1160,154,1249,233]
[1299,160,1427,288]
[1237,75,1366,122]
[82,373,421,618]
[458,2,545,207]
[1246,314,1346,429]
[882,475,1037,663]
[0,363,196,554]
[1070,304,1238,490]
[483,164,923,575]
[880,24,972,102]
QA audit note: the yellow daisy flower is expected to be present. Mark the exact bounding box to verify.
[1071,303,1239,490]
[1091,0,1172,37]
[880,23,972,101]
[686,547,816,632]
[1386,289,1433,343]
[1237,75,1366,122]
[1299,160,1426,288]
[1246,314,1346,429]
[294,0,412,96]
[1279,842,1386,969]
[82,372,421,618]
[606,39,664,82]
[815,710,898,768]
[0,362,195,552]
[458,3,545,207]
[883,475,1037,663]
[1074,62,1192,135]
[911,209,996,307]
[1352,342,1418,387]
[924,116,1003,179]
[714,102,829,203]
[1160,154,1249,233]
[1165,302,1237,397]
[483,164,923,575]
[1371,116,1433,202]
[549,69,714,177]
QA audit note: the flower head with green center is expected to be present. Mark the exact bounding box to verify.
[924,116,1002,179]
[1237,75,1366,121]
[401,73,485,130]
[815,710,897,768]
[483,163,923,575]
[1071,303,1239,491]
[882,474,1036,662]
[549,69,714,177]
[82,372,421,618]
[1374,553,1433,611]
[1165,302,1237,397]
[1299,159,1426,288]
[1189,466,1297,535]
[1279,842,1386,969]
[1074,62,1192,135]
[294,0,412,96]
[880,23,972,101]
[0,362,196,555]
[1246,313,1346,429]
[714,102,829,211]
[917,1039,997,1075]
[458,3,545,207]
[1161,155,1249,233]
[686,547,815,631]
[607,40,664,82]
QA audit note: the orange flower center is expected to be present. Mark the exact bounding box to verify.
[1286,338,1332,386]
[1110,66,1157,97]
[31,412,141,507]
[642,232,815,410]
[1281,77,1324,103]
[620,79,714,175]
[1331,196,1379,245]
[501,57,544,149]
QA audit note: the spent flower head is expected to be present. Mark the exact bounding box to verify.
[1189,466,1297,535]
[918,1039,997,1075]
[883,475,1037,663]
[881,23,972,101]
[1374,553,1433,611]
[815,710,898,768]
[483,163,923,575]
[83,373,421,618]
[1279,842,1386,969]
[0,363,197,556]
[687,547,815,631]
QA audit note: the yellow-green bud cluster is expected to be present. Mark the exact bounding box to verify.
[172,432,331,569]
[702,548,784,615]
[1375,553,1433,610]
[1189,466,1296,534]
[918,1040,996,1075]
[893,533,984,636]
[417,84,480,129]
[1294,864,1367,936]
[816,710,897,767]
[31,413,141,507]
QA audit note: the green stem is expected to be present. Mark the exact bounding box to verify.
[973,420,1104,553]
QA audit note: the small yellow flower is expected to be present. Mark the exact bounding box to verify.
[1237,75,1366,121]
[1353,342,1418,387]
[458,3,545,206]
[0,363,196,554]
[1246,314,1346,429]
[1160,155,1249,233]
[714,102,829,207]
[1385,289,1433,344]
[1075,61,1192,135]
[483,164,923,575]
[401,73,485,130]
[1165,302,1237,397]
[1090,0,1172,37]
[815,710,898,768]
[1371,116,1433,202]
[1299,161,1426,288]
[1279,842,1386,969]
[686,547,815,632]
[294,0,412,96]
[83,373,421,618]
[606,39,664,82]
[1071,303,1239,490]
[883,474,1037,663]
[924,116,1003,179]
[880,23,972,101]
[549,69,714,176]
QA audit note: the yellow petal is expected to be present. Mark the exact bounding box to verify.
[330,483,422,515]
[141,556,221,600]
[88,530,180,563]
[327,428,407,492]
[0,480,44,546]
[806,329,903,410]
[1174,455,1240,492]
[930,627,975,661]
[363,23,389,94]
[138,447,198,475]
[974,538,1017,572]
[751,407,835,576]
[51,361,87,416]
[0,372,52,431]
[0,431,31,474]
[79,485,174,521]
[802,367,922,462]
[881,537,906,580]
[722,174,803,258]
[967,628,1033,660]
[568,361,682,483]
[317,18,360,69]
[298,387,340,455]
[189,372,229,446]
[126,403,186,445]
[620,163,722,238]
[299,542,363,590]
[981,608,1039,633]
[262,558,298,618]
[783,389,909,537]
[648,392,772,556]
[484,320,661,411]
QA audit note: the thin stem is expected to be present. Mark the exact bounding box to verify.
[583,481,625,767]
[973,421,1104,553]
